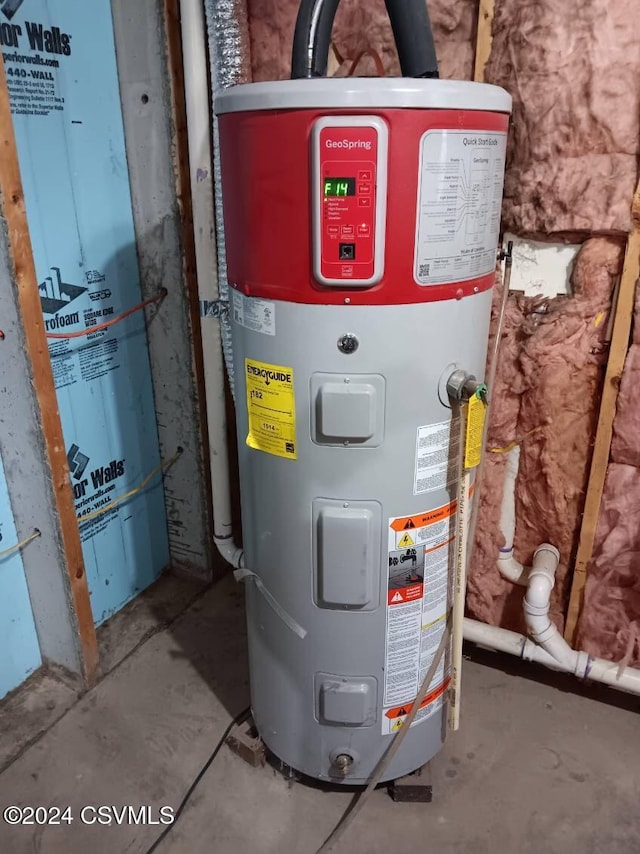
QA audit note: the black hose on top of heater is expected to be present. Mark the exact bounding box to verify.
[291,0,341,79]
[384,0,439,78]
[291,0,439,80]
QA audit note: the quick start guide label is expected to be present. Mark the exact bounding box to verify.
[318,125,378,282]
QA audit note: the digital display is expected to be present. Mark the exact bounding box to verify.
[324,178,356,197]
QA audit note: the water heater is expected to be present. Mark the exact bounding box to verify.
[216,0,511,784]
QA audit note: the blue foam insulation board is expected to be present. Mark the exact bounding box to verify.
[2,0,170,624]
[0,453,41,699]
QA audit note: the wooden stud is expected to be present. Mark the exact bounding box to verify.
[564,188,640,645]
[0,57,99,682]
[473,0,496,82]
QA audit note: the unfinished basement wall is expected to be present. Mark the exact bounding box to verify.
[3,0,172,625]
[0,0,212,685]
[0,456,41,698]
[467,0,640,656]
[577,252,640,666]
[111,0,215,580]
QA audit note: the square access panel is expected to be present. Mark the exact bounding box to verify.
[310,373,385,447]
[313,498,381,610]
[315,673,378,727]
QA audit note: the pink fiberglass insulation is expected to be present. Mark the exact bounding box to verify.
[579,275,640,666]
[513,238,622,631]
[578,464,640,667]
[247,0,477,82]
[485,0,640,237]
[467,239,622,632]
[610,345,640,467]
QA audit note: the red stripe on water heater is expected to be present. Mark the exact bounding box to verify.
[218,108,509,306]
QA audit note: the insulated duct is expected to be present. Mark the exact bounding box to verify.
[203,0,251,396]
[291,0,439,79]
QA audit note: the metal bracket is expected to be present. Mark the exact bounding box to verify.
[497,239,514,263]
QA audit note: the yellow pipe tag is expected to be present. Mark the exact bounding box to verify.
[464,394,486,469]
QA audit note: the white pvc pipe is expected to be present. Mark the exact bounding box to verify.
[463,618,640,697]
[585,657,640,694]
[495,450,588,674]
[500,445,519,548]
[497,446,528,585]
[521,544,588,676]
[180,0,244,569]
[463,618,565,672]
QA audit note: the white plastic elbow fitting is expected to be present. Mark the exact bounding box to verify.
[497,548,529,586]
[524,543,559,634]
[214,535,245,569]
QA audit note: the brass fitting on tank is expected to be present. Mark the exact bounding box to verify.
[446,369,487,403]
[332,753,354,776]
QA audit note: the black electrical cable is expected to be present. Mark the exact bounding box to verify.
[146,706,251,854]
[291,0,438,79]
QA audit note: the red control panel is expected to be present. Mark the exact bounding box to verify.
[315,122,383,285]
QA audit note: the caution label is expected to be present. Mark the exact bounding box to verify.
[390,500,457,534]
[382,504,454,735]
[413,418,461,496]
[245,359,297,460]
[464,394,486,469]
[385,678,452,721]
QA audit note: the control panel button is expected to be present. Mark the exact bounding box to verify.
[358,197,371,208]
[358,169,372,181]
[341,224,354,238]
[357,224,371,237]
[339,243,356,261]
[358,183,371,194]
[327,225,339,236]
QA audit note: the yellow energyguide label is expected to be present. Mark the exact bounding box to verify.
[245,358,297,460]
[464,394,486,469]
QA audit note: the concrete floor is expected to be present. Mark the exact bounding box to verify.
[0,574,206,774]
[1,574,639,854]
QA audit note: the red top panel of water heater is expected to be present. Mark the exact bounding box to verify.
[218,108,509,306]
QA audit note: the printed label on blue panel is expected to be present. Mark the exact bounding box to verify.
[0,454,41,698]
[5,0,170,624]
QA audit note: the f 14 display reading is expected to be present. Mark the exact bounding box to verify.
[323,178,356,197]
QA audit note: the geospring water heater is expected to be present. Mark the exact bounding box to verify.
[216,0,511,784]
